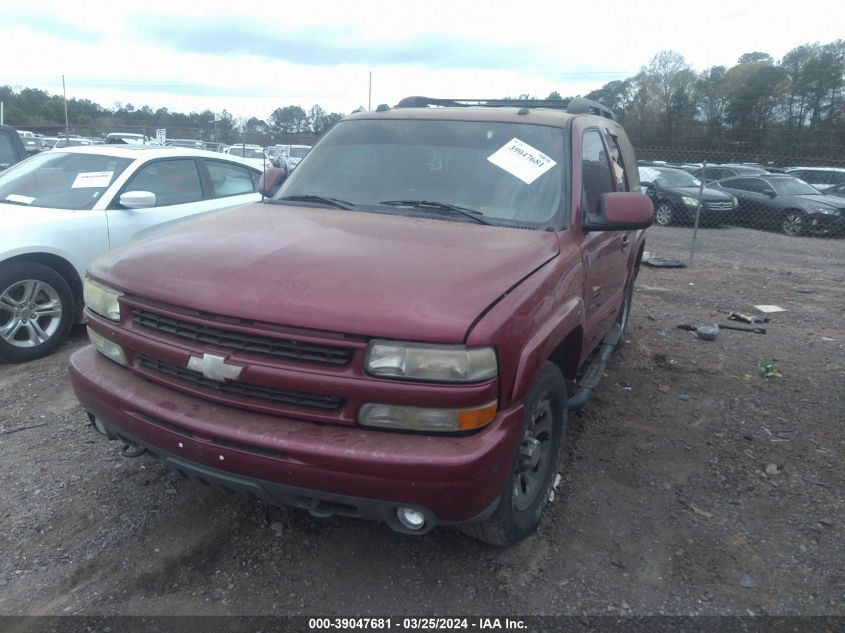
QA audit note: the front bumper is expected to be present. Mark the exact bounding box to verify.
[70,346,523,530]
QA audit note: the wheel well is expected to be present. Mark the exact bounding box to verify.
[547,328,583,381]
[3,254,84,314]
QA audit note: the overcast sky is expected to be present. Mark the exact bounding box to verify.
[2,0,841,120]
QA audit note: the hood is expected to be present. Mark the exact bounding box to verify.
[0,203,81,231]
[796,193,845,209]
[91,204,560,342]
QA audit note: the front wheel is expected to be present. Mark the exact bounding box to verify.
[458,363,567,546]
[0,262,75,363]
[654,202,674,226]
[781,210,805,237]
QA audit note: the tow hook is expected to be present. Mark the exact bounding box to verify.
[120,441,146,458]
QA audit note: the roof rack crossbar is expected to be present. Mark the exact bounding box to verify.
[394,96,616,121]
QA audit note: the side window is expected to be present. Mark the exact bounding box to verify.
[125,159,202,206]
[581,130,615,214]
[745,179,770,193]
[723,178,753,192]
[0,133,16,170]
[831,171,845,185]
[206,161,257,197]
[605,132,628,191]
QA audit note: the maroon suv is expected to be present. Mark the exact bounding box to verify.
[70,97,653,545]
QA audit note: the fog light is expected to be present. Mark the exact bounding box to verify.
[87,327,128,366]
[397,507,426,531]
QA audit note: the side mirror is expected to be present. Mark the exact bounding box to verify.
[119,190,156,209]
[762,188,777,198]
[583,192,654,231]
[259,166,287,198]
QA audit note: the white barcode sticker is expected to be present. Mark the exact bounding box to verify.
[71,171,114,189]
[487,138,556,184]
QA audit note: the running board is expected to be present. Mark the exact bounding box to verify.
[567,323,621,411]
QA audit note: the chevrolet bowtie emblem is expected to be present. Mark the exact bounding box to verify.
[187,353,243,382]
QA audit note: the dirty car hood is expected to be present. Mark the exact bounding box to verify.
[90,204,560,342]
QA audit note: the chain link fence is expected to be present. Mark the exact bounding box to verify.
[634,148,845,266]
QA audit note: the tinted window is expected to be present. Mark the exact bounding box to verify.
[125,159,202,206]
[720,178,757,192]
[0,133,17,171]
[279,119,565,227]
[770,177,820,196]
[698,168,725,180]
[0,151,132,210]
[206,161,257,197]
[581,130,614,214]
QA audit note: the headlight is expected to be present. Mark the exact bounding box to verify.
[810,206,837,215]
[731,196,739,206]
[87,327,128,366]
[681,195,699,207]
[83,278,123,321]
[365,341,497,382]
[358,400,498,432]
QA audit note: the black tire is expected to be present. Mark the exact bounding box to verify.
[781,210,805,237]
[654,201,674,226]
[458,363,567,546]
[0,262,75,363]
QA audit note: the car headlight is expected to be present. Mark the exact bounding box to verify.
[365,341,497,382]
[83,278,123,321]
[358,400,498,432]
[810,206,837,215]
[681,195,699,207]
[731,196,739,206]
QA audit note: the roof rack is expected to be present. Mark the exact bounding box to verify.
[394,96,616,121]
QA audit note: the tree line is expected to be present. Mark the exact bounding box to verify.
[2,40,843,161]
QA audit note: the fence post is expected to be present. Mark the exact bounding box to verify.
[688,161,707,265]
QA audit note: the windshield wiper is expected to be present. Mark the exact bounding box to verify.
[379,200,494,225]
[272,194,357,210]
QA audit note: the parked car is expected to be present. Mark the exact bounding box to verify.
[782,167,845,192]
[712,174,845,236]
[166,139,204,150]
[54,138,93,148]
[694,164,768,182]
[224,144,271,169]
[18,131,47,155]
[42,136,60,149]
[203,142,225,153]
[0,125,27,173]
[70,96,653,545]
[825,182,845,199]
[105,132,151,145]
[0,146,264,362]
[638,165,737,226]
[281,144,311,170]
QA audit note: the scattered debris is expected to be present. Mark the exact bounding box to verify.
[801,476,832,489]
[643,257,687,268]
[739,574,757,589]
[758,362,775,379]
[754,305,785,313]
[793,287,814,294]
[819,519,834,528]
[271,521,285,536]
[676,323,719,340]
[728,312,769,324]
[1,422,49,435]
[765,463,780,476]
[678,393,690,401]
[821,337,835,342]
[689,504,712,519]
[720,324,767,334]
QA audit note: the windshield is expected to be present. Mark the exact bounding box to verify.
[0,151,132,210]
[771,177,821,196]
[640,166,700,188]
[229,147,265,159]
[276,119,566,227]
[290,147,310,158]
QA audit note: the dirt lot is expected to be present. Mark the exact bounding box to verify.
[1,225,843,618]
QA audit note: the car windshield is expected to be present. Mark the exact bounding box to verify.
[290,147,310,158]
[646,168,701,188]
[770,177,820,196]
[229,147,265,159]
[276,119,566,227]
[0,151,132,210]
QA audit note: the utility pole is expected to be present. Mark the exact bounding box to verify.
[62,75,69,138]
[368,71,372,110]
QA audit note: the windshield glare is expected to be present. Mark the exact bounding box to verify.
[276,119,565,227]
[0,151,132,210]
[772,177,821,196]
[648,168,701,188]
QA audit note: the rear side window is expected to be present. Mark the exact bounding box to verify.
[206,161,257,197]
[721,178,756,192]
[0,133,16,171]
[581,130,614,214]
[125,159,202,206]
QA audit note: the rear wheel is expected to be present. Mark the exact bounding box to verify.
[654,202,674,226]
[0,262,75,363]
[458,363,566,546]
[781,210,805,237]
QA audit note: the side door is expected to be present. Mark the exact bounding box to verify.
[104,157,259,248]
[577,127,630,352]
[732,177,778,228]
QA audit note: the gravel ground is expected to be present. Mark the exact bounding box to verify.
[0,225,843,617]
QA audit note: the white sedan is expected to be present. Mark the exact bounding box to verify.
[0,145,264,362]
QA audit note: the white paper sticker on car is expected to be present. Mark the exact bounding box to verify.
[5,194,35,204]
[487,138,556,185]
[639,167,660,182]
[71,171,114,189]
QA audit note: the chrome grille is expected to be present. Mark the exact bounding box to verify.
[132,309,353,366]
[138,354,344,411]
[705,201,735,211]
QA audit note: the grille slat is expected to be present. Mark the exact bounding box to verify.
[138,355,344,411]
[132,309,353,366]
[704,201,735,211]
